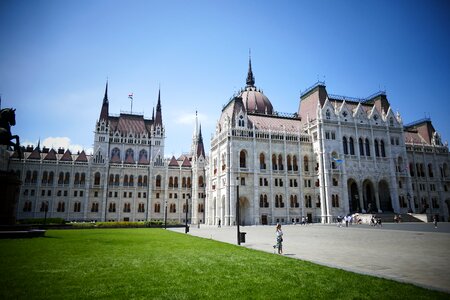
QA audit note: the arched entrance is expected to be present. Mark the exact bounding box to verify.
[347,179,359,213]
[239,197,251,225]
[378,180,392,212]
[363,179,375,213]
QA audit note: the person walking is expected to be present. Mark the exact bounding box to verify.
[275,223,283,255]
[433,215,438,228]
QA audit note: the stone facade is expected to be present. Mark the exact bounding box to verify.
[8,85,207,224]
[204,64,450,226]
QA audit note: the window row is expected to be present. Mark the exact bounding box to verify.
[342,137,386,157]
[258,194,300,208]
[108,174,149,186]
[409,162,448,178]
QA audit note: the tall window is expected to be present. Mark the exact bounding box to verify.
[365,138,371,156]
[343,137,348,155]
[304,156,309,172]
[293,155,298,171]
[154,203,161,213]
[91,172,100,185]
[272,154,277,170]
[380,140,386,157]
[278,155,283,171]
[259,153,266,170]
[240,150,246,168]
[359,138,364,156]
[374,140,380,157]
[156,175,161,187]
[349,137,355,155]
[287,155,292,171]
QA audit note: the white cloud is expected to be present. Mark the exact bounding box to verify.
[22,137,93,154]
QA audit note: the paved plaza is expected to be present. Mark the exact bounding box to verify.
[172,223,450,293]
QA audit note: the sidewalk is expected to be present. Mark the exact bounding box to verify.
[171,223,450,293]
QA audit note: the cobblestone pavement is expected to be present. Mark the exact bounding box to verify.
[171,223,450,293]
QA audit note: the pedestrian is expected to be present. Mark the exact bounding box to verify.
[345,215,349,227]
[275,223,283,255]
[218,218,221,228]
[433,215,438,228]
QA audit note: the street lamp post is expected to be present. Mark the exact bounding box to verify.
[236,176,240,245]
[185,195,189,234]
[164,200,168,229]
[43,201,49,226]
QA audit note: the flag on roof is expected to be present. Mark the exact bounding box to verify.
[128,93,133,100]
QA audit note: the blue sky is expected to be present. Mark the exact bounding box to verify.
[1,0,449,157]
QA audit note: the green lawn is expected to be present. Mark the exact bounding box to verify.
[0,229,447,300]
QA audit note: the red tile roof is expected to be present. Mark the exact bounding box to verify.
[109,114,153,135]
[168,156,179,167]
[181,156,191,167]
[60,150,73,161]
[248,114,302,132]
[75,150,88,162]
[44,149,57,160]
[28,147,41,160]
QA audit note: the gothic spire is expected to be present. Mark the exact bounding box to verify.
[99,80,109,121]
[196,124,205,158]
[246,50,255,87]
[154,88,163,126]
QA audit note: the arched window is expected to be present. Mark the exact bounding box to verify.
[125,148,134,162]
[115,174,120,186]
[278,154,283,171]
[154,203,161,213]
[25,170,31,183]
[80,173,86,184]
[293,155,298,171]
[428,164,433,177]
[111,147,120,160]
[374,140,380,157]
[64,172,70,185]
[380,140,386,157]
[124,175,129,186]
[349,137,355,155]
[199,176,204,187]
[94,172,101,185]
[109,174,114,186]
[303,156,309,172]
[138,175,143,186]
[287,155,292,171]
[108,202,116,212]
[169,177,174,188]
[187,177,191,187]
[409,163,415,176]
[139,149,148,162]
[129,175,134,186]
[138,202,145,213]
[272,154,277,170]
[32,171,38,183]
[260,195,264,208]
[174,177,178,188]
[240,150,246,168]
[365,138,370,156]
[325,109,331,119]
[343,137,348,155]
[260,153,266,170]
[74,172,80,185]
[359,138,364,156]
[48,171,54,184]
[42,171,48,184]
[143,175,148,186]
[182,177,187,188]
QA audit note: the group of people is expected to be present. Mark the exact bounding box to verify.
[336,215,353,227]
[370,215,383,227]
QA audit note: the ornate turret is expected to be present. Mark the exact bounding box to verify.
[246,54,255,87]
[99,81,109,121]
[196,125,205,158]
[154,89,163,127]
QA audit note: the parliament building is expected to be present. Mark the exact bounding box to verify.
[6,60,450,225]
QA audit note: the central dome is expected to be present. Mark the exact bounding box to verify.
[240,86,273,114]
[240,56,273,114]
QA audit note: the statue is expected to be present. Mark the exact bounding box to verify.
[0,108,22,159]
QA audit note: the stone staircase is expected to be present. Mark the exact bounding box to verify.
[352,212,427,224]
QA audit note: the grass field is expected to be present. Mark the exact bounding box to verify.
[0,229,447,299]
